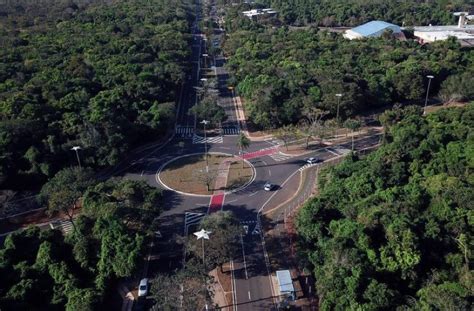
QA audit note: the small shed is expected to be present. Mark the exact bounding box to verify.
[276,270,295,300]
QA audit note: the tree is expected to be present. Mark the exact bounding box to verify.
[82,179,162,231]
[40,167,94,232]
[193,168,218,192]
[299,107,329,149]
[66,288,98,311]
[343,119,362,151]
[236,132,250,167]
[274,124,301,151]
[150,259,211,310]
[189,94,227,127]
[186,211,241,272]
[295,105,473,309]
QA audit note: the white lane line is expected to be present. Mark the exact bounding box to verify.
[240,234,249,280]
[231,260,238,311]
[249,191,258,197]
[268,169,271,177]
[248,291,251,300]
[261,160,267,166]
[141,171,144,176]
[226,199,238,204]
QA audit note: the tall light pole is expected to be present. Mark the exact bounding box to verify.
[424,75,434,115]
[70,146,82,169]
[194,229,211,311]
[335,93,343,138]
[335,93,342,122]
[201,120,210,172]
[202,53,208,69]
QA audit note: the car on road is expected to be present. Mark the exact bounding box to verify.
[138,278,148,297]
[264,183,274,191]
[306,157,321,164]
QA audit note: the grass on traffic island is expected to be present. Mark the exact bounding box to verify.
[159,154,253,195]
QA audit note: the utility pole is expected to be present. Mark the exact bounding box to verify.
[70,146,82,169]
[201,119,210,172]
[194,229,211,311]
[424,75,434,115]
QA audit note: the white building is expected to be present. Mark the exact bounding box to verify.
[242,8,277,19]
[411,13,474,47]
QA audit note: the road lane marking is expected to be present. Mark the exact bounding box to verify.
[268,169,271,176]
[248,291,251,300]
[230,260,238,311]
[248,191,258,197]
[226,199,238,204]
[141,170,144,176]
[240,234,249,280]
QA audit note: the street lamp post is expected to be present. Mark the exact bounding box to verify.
[202,53,208,69]
[335,93,342,122]
[335,93,343,137]
[200,120,210,172]
[194,229,211,311]
[70,146,82,169]
[424,75,434,115]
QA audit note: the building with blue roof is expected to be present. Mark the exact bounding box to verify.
[344,20,402,40]
[276,270,295,300]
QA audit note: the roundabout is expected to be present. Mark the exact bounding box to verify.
[157,152,255,196]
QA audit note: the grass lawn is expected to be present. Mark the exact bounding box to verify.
[226,159,253,190]
[159,153,253,195]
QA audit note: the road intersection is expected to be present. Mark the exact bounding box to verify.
[116,2,383,308]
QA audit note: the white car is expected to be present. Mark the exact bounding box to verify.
[306,157,321,164]
[264,183,274,191]
[138,278,148,297]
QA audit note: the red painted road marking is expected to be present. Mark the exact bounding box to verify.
[241,147,278,160]
[208,193,225,214]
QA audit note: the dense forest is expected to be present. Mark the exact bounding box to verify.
[222,26,474,129]
[255,0,473,26]
[0,0,193,189]
[0,176,162,310]
[296,105,473,310]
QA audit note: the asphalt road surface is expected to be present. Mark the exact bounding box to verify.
[121,2,383,308]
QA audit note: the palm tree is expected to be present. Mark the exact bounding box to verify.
[236,132,251,168]
[344,119,362,151]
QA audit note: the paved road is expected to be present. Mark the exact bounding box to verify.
[119,1,383,309]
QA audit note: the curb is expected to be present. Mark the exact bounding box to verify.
[155,152,256,197]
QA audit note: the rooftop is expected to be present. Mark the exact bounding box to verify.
[276,270,294,294]
[410,25,474,32]
[351,20,401,36]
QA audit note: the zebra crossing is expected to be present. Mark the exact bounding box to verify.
[240,220,260,235]
[299,163,318,172]
[193,134,223,144]
[176,126,194,136]
[269,152,293,162]
[49,219,74,234]
[325,146,351,156]
[184,212,206,235]
[221,127,240,135]
[265,138,284,146]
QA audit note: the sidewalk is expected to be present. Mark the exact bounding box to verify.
[208,159,231,213]
[232,93,274,141]
[118,282,134,311]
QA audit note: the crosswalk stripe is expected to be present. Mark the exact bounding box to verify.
[269,152,293,162]
[299,163,317,172]
[221,127,240,135]
[192,135,223,144]
[176,126,194,135]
